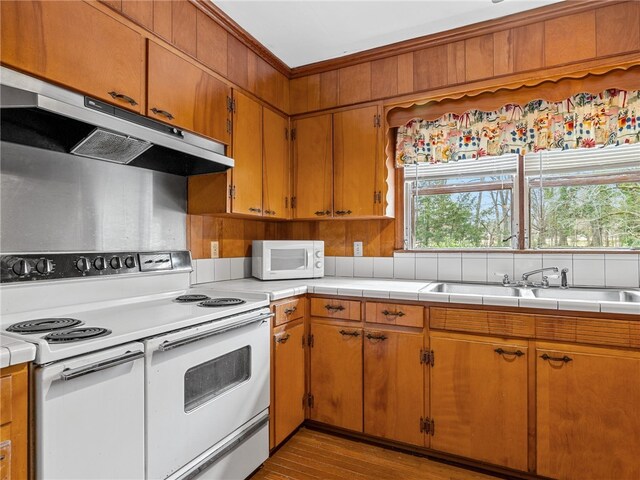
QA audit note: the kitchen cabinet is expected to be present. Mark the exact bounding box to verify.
[1,0,145,113]
[536,342,640,480]
[429,333,529,471]
[272,319,305,447]
[262,107,291,219]
[292,114,333,219]
[308,322,363,431]
[363,329,425,446]
[310,298,361,321]
[0,364,28,480]
[292,105,385,219]
[147,41,231,145]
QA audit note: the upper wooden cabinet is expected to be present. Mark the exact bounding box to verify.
[147,42,231,145]
[333,105,382,217]
[430,333,529,471]
[292,105,388,220]
[1,0,145,113]
[262,107,291,219]
[292,114,333,219]
[536,342,640,480]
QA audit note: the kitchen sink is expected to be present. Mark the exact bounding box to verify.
[530,287,640,303]
[423,283,525,297]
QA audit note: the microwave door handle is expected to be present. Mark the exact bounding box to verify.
[306,250,312,269]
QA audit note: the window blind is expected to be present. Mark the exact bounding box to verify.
[524,144,640,177]
[403,153,518,181]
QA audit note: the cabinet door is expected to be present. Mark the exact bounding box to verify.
[273,321,305,447]
[231,91,263,216]
[147,42,230,144]
[333,106,379,218]
[292,115,333,219]
[537,343,640,480]
[309,323,362,431]
[364,329,424,446]
[263,107,290,219]
[430,335,528,471]
[1,1,145,113]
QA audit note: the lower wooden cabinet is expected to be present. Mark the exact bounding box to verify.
[430,333,529,471]
[272,320,305,447]
[536,342,640,480]
[0,364,28,480]
[308,322,363,431]
[363,329,425,446]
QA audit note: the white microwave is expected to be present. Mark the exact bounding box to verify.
[252,240,324,280]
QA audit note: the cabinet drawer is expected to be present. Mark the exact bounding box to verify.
[430,307,534,337]
[365,303,423,328]
[0,376,11,426]
[273,298,305,326]
[310,298,360,321]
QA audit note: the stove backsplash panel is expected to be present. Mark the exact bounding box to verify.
[0,142,186,252]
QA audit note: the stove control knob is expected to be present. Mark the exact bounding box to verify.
[315,262,322,268]
[94,256,106,271]
[124,256,137,269]
[12,259,31,276]
[75,257,90,272]
[37,258,55,274]
[110,256,123,270]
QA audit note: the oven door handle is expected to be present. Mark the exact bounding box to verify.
[157,312,274,352]
[60,350,144,381]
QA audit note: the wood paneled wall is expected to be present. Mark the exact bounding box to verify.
[188,217,395,259]
[289,1,640,114]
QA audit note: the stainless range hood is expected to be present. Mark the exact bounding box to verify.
[0,67,234,176]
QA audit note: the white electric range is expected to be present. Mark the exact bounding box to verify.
[0,250,271,480]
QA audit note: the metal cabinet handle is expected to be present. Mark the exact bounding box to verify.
[381,309,405,317]
[60,350,144,381]
[284,306,297,315]
[540,353,572,363]
[275,333,290,344]
[264,209,276,215]
[339,330,360,337]
[0,454,5,461]
[365,332,388,341]
[494,348,525,357]
[314,210,331,216]
[335,210,352,216]
[108,91,138,106]
[248,207,262,213]
[325,304,345,312]
[150,107,175,120]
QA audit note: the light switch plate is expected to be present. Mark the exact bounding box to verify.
[353,241,363,257]
[210,241,219,258]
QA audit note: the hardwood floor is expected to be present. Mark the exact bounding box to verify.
[252,428,501,480]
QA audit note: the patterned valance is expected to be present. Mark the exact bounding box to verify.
[395,89,640,166]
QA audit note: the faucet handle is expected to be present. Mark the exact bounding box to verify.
[494,272,511,285]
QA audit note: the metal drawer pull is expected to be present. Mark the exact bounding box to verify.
[264,209,276,215]
[60,350,144,381]
[249,207,262,213]
[325,304,345,312]
[365,333,388,341]
[108,91,138,106]
[335,210,352,215]
[150,107,175,120]
[339,330,360,337]
[284,306,297,315]
[494,348,524,357]
[381,309,405,317]
[275,333,290,344]
[540,353,572,363]
[314,210,331,216]
[158,312,274,352]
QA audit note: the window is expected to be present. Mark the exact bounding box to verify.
[404,154,518,249]
[526,145,640,249]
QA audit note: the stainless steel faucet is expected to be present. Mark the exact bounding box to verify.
[520,267,559,288]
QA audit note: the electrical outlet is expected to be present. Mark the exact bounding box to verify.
[210,241,219,258]
[353,241,363,257]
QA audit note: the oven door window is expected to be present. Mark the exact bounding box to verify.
[270,248,307,271]
[184,346,251,412]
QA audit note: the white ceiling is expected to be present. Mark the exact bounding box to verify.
[213,0,563,68]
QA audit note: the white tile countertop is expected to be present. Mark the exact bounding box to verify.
[204,277,640,315]
[0,335,36,368]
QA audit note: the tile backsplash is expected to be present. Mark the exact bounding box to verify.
[190,253,640,289]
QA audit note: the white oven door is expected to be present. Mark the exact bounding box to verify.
[35,342,145,480]
[144,308,271,480]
